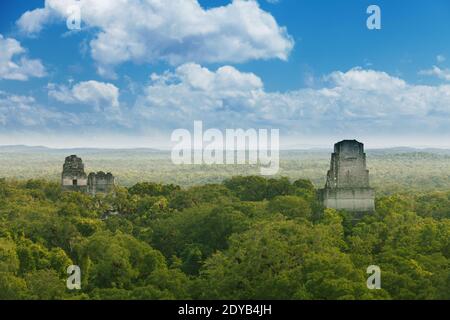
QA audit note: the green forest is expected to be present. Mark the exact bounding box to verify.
[0,176,449,300]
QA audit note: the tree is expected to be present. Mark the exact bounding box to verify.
[268,196,312,220]
[25,269,66,300]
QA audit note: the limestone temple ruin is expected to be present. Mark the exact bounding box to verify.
[61,155,115,195]
[320,140,375,213]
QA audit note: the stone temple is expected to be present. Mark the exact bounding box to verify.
[87,171,115,196]
[61,155,88,192]
[320,140,375,213]
[61,155,115,195]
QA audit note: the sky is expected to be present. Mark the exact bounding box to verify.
[0,0,450,148]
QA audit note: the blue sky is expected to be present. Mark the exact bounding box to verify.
[0,0,450,148]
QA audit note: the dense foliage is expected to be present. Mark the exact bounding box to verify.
[0,177,449,300]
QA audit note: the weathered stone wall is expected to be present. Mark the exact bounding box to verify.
[62,177,87,187]
[321,188,375,212]
[326,141,370,189]
[88,171,115,196]
[321,140,375,213]
[61,155,88,192]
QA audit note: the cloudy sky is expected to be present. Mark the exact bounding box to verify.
[1,0,450,148]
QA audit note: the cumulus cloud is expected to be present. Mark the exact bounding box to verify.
[48,80,120,110]
[419,66,450,81]
[0,91,63,128]
[0,88,128,145]
[17,0,294,76]
[325,68,406,91]
[0,81,124,134]
[136,63,265,129]
[134,64,450,136]
[4,63,450,146]
[0,34,46,81]
[16,8,52,35]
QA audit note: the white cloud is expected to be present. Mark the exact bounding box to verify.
[0,34,46,81]
[16,8,51,35]
[135,64,450,136]
[326,68,406,91]
[4,63,450,146]
[136,63,265,129]
[0,92,63,127]
[0,81,124,133]
[17,0,294,76]
[48,80,120,110]
[419,66,450,81]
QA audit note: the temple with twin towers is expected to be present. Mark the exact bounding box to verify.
[320,140,375,213]
[61,155,115,196]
